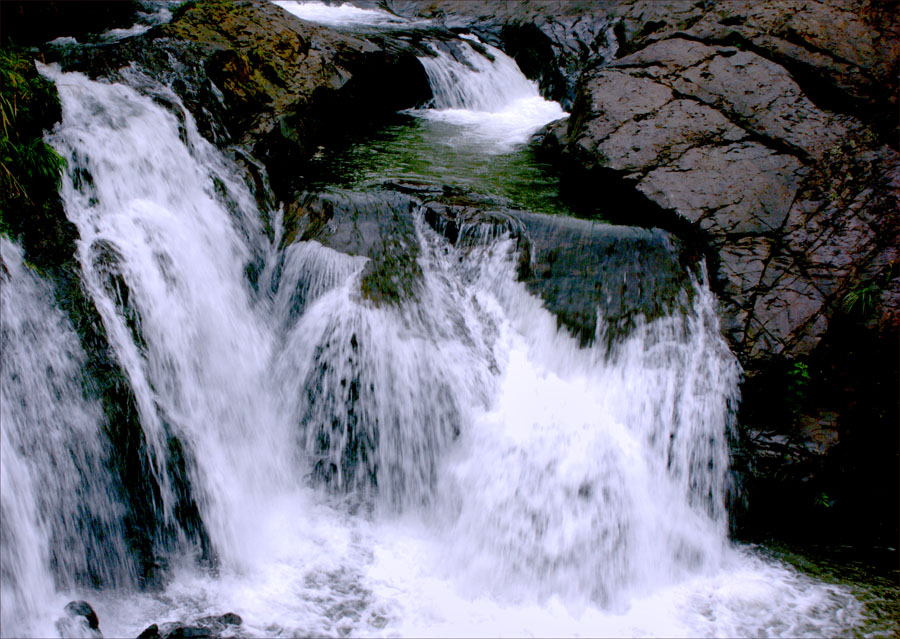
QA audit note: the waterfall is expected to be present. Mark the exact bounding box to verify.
[273,0,414,28]
[412,35,568,151]
[416,235,738,608]
[43,66,294,572]
[270,0,566,150]
[0,47,872,638]
[1,239,134,638]
[271,206,502,507]
[419,35,539,112]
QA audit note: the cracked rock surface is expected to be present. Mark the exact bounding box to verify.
[564,29,898,364]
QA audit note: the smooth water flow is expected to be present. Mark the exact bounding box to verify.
[0,27,886,638]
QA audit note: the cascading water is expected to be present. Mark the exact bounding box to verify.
[0,17,883,638]
[42,66,297,573]
[411,35,568,152]
[273,0,417,28]
[420,35,538,112]
[1,238,135,638]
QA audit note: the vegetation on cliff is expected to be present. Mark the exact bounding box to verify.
[0,47,73,271]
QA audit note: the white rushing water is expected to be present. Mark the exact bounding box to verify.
[1,239,135,638]
[412,35,568,152]
[273,1,416,28]
[42,65,293,573]
[271,0,566,152]
[0,47,873,639]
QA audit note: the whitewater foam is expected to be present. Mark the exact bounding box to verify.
[412,35,568,153]
[273,1,417,28]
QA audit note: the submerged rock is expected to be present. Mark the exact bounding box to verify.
[280,189,423,307]
[137,613,243,639]
[56,600,102,638]
[422,195,698,346]
[65,601,100,630]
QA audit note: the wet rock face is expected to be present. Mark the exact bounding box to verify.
[388,185,697,334]
[514,210,697,346]
[278,184,696,346]
[280,189,423,308]
[613,0,900,145]
[137,613,242,639]
[563,33,899,366]
[56,601,102,638]
[422,198,698,345]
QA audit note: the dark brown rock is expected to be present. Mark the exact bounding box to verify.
[611,0,900,145]
[562,32,899,366]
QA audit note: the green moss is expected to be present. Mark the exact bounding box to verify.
[170,0,200,22]
[359,232,422,307]
[0,46,75,270]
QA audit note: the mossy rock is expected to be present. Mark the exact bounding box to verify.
[0,46,76,272]
[359,233,422,307]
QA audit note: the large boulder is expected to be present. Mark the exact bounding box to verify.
[562,35,899,366]
[610,0,899,144]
